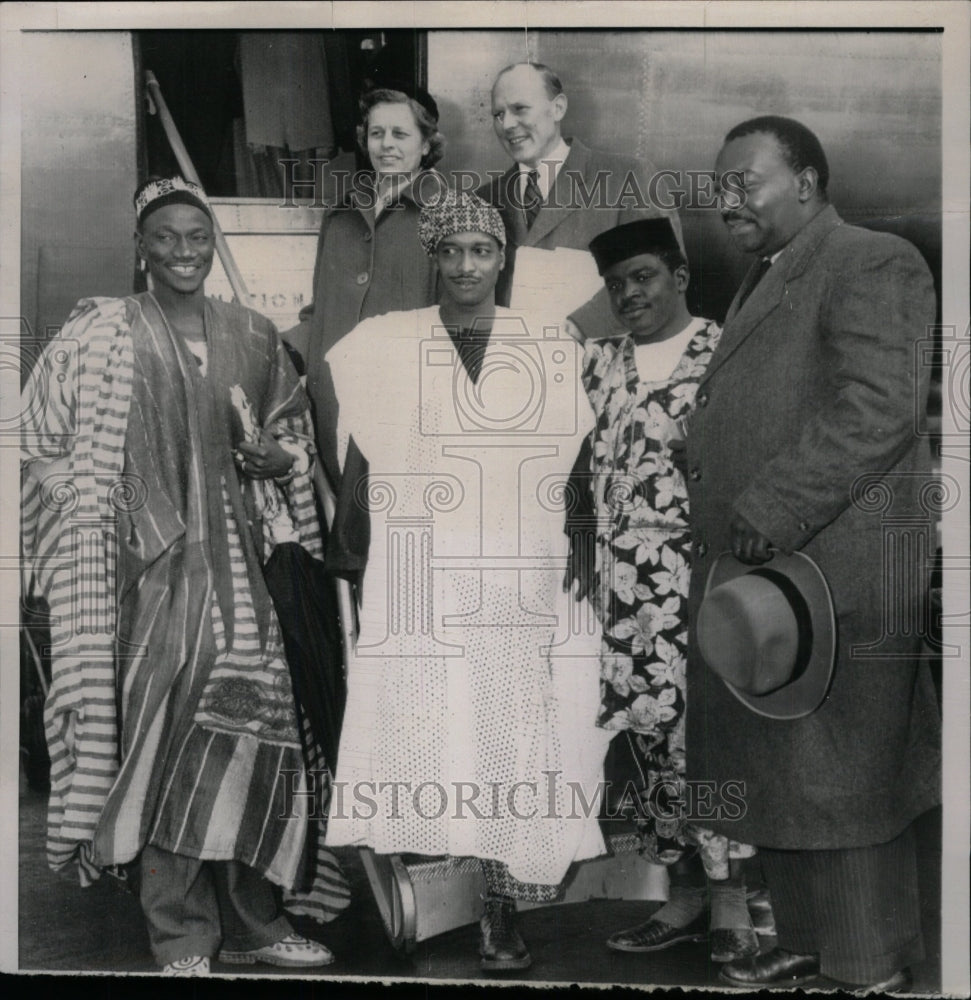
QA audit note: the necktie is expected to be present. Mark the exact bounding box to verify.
[523,169,543,230]
[737,257,772,311]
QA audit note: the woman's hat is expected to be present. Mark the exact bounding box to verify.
[697,550,836,720]
[362,80,440,123]
[391,82,440,124]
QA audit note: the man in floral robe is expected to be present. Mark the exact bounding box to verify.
[566,218,764,963]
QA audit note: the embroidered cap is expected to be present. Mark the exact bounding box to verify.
[134,176,212,226]
[418,190,506,256]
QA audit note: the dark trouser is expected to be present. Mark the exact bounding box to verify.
[139,844,292,966]
[758,823,924,984]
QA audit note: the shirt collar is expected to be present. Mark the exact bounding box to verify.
[628,315,707,347]
[517,137,571,199]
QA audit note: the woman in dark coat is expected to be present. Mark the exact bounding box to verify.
[285,87,448,578]
[292,88,447,499]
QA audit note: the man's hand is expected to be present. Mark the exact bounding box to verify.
[729,511,775,564]
[236,431,294,481]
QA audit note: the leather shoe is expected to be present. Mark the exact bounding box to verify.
[479,895,531,971]
[710,926,760,963]
[606,912,707,953]
[719,947,820,987]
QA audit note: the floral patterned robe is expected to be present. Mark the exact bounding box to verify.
[582,318,753,877]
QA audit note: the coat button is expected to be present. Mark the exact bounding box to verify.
[697,390,709,406]
[689,468,702,481]
[363,231,372,242]
[696,541,708,556]
[356,272,369,285]
[799,520,811,532]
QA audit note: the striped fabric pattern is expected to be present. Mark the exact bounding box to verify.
[193,481,301,746]
[21,295,349,919]
[282,712,352,921]
[22,298,133,876]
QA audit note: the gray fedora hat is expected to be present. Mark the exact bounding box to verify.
[697,550,836,720]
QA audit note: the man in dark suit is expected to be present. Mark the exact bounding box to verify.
[684,116,941,991]
[479,61,678,331]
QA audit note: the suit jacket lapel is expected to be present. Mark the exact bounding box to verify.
[702,262,786,385]
[725,260,768,326]
[701,204,843,386]
[522,137,590,247]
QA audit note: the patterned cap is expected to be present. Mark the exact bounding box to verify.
[134,176,212,226]
[418,190,506,256]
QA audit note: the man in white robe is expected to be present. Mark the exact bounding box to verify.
[325,191,610,971]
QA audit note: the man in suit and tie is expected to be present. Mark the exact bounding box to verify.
[479,61,678,330]
[683,116,941,991]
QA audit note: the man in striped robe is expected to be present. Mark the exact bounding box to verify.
[20,177,349,974]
